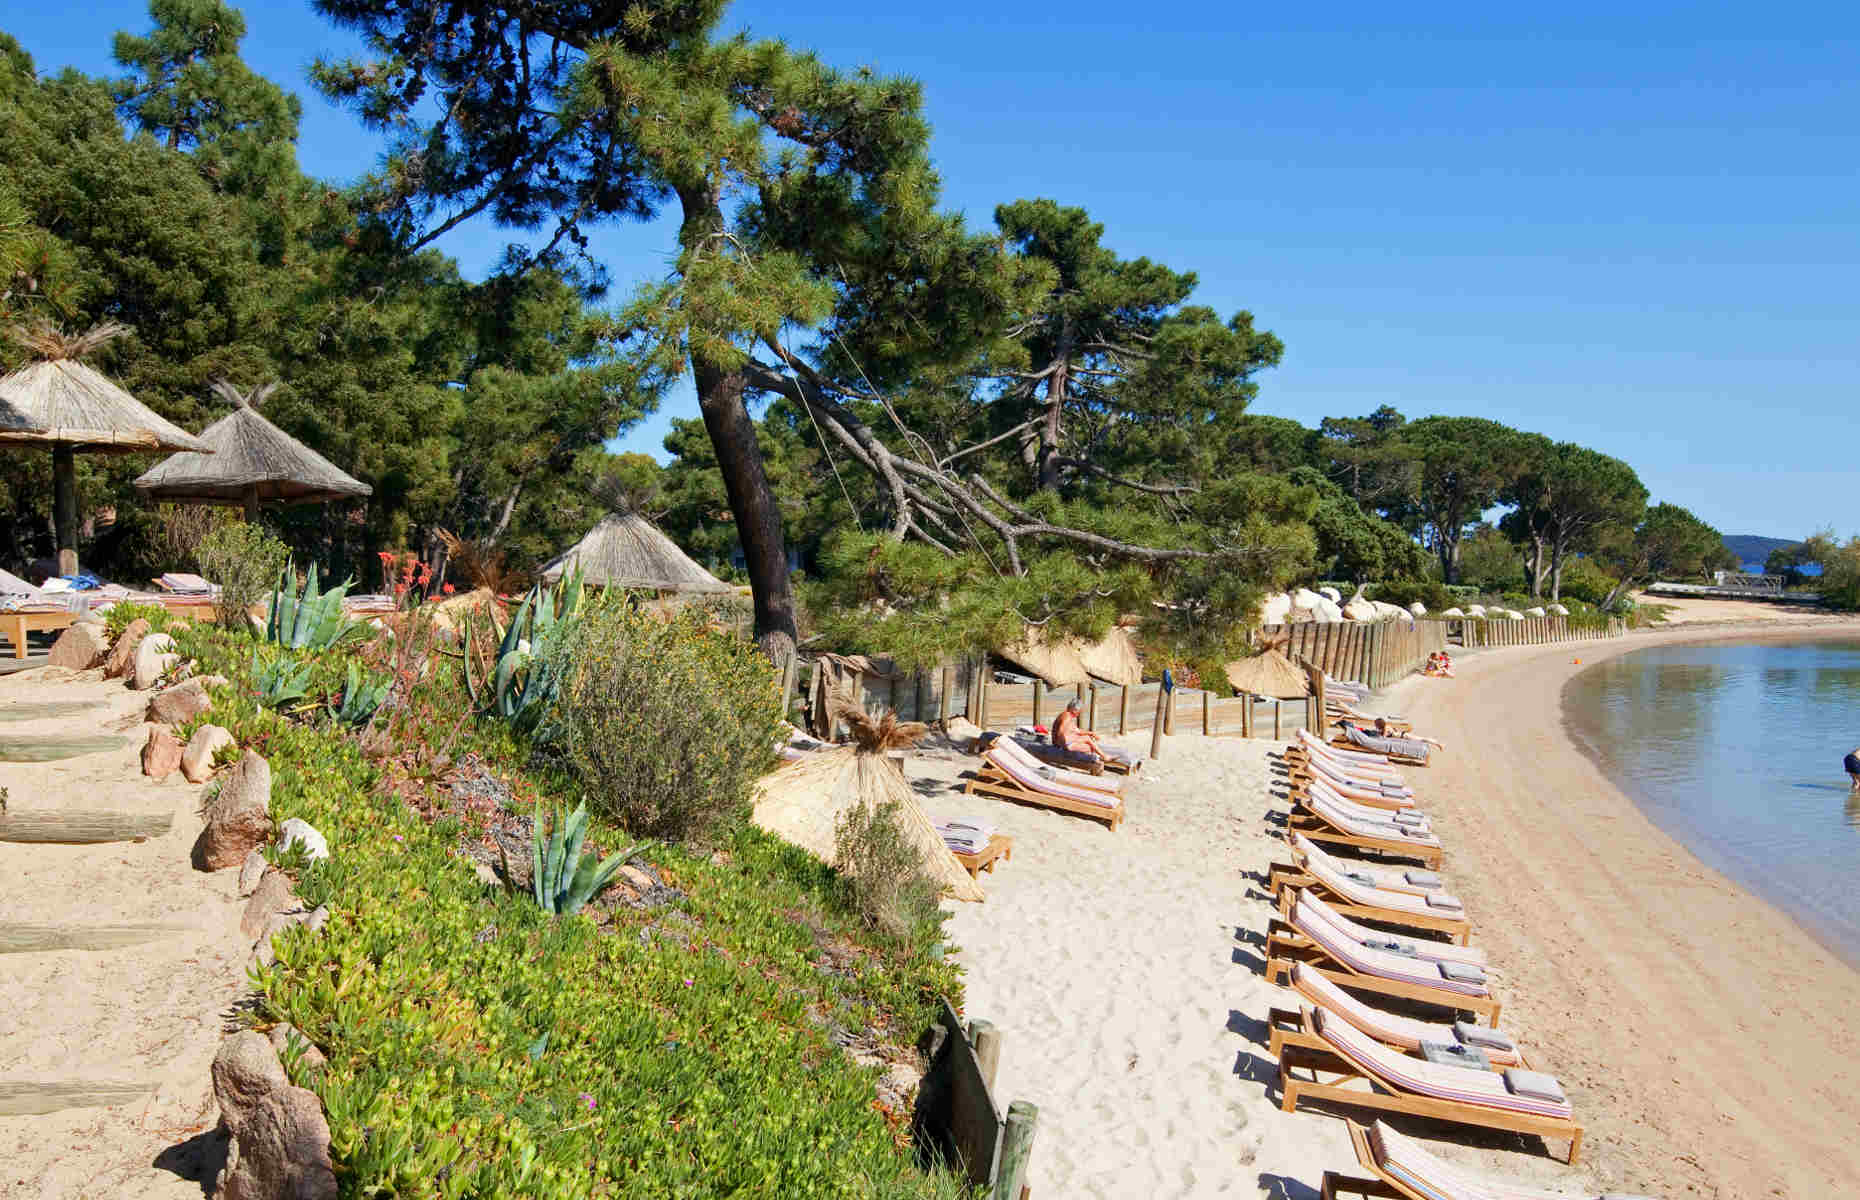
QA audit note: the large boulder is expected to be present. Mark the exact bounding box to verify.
[182,724,236,783]
[210,1032,337,1200]
[47,623,109,670]
[1441,606,1465,618]
[1463,604,1487,618]
[1341,597,1379,622]
[277,818,329,862]
[148,678,212,726]
[102,618,150,678]
[1317,586,1342,605]
[1408,601,1428,617]
[142,725,184,781]
[194,751,272,871]
[1258,592,1293,626]
[1524,606,1547,618]
[1548,603,1570,616]
[132,632,179,690]
[241,869,300,940]
[1311,597,1344,622]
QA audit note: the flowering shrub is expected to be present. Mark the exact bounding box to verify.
[557,599,785,846]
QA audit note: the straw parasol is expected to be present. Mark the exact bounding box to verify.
[539,510,732,594]
[997,624,1144,688]
[1222,646,1309,699]
[751,706,985,902]
[134,380,371,519]
[0,322,211,574]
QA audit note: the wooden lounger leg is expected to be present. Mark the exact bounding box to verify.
[5,616,23,660]
[1320,1173,1403,1200]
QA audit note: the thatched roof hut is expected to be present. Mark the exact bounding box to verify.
[539,511,731,594]
[0,322,211,573]
[752,709,985,902]
[996,624,1143,687]
[1223,648,1309,699]
[135,380,371,518]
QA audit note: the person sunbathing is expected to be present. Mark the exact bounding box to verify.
[1359,716,1446,752]
[1052,697,1136,767]
[1422,651,1455,677]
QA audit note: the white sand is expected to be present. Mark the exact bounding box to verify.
[0,672,249,1199]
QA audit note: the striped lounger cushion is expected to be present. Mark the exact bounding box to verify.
[1307,780,1432,829]
[1289,833,1443,898]
[990,737,1123,794]
[1369,1121,1623,1200]
[981,749,1119,809]
[1306,794,1441,847]
[1341,724,1433,762]
[1294,889,1485,967]
[1289,965,1521,1067]
[1313,1008,1572,1119]
[1294,836,1468,920]
[1291,895,1488,996]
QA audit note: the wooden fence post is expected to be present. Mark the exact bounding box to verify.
[939,666,954,725]
[1118,684,1131,734]
[1202,689,1212,736]
[1086,684,1098,732]
[1164,685,1177,735]
[1273,698,1283,739]
[1240,691,1253,737]
[1031,680,1043,730]
[969,1020,1001,1092]
[915,671,929,723]
[1149,684,1169,759]
[992,1101,1040,1200]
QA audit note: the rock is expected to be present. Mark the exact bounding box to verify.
[1258,592,1293,626]
[276,818,329,861]
[237,849,270,896]
[47,623,109,670]
[148,678,212,726]
[1524,606,1546,618]
[196,674,230,691]
[242,870,300,940]
[194,751,272,871]
[1341,598,1378,622]
[1408,601,1428,617]
[471,860,502,889]
[132,633,179,690]
[142,725,184,780]
[942,715,981,750]
[267,1023,328,1073]
[168,619,191,633]
[211,1032,336,1200]
[1548,603,1570,616]
[182,724,236,783]
[1318,586,1343,605]
[254,905,329,968]
[618,865,656,894]
[1441,606,1465,618]
[102,618,150,678]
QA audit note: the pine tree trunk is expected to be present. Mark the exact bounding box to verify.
[1549,532,1568,602]
[1528,535,1546,598]
[1036,357,1068,490]
[693,359,798,658]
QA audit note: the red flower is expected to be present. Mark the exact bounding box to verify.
[442,583,456,594]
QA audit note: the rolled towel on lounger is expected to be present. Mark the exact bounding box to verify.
[1502,1068,1567,1105]
[1418,1039,1489,1070]
[1453,1020,1515,1053]
[1424,894,1464,911]
[1392,810,1426,827]
[1404,870,1442,888]
[1438,960,1486,985]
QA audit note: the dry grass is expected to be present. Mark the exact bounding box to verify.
[7,320,128,362]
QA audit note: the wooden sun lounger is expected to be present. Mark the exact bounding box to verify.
[1279,1028,1582,1164]
[1325,704,1413,734]
[1264,919,1500,1024]
[1267,1008,1520,1074]
[964,750,1127,830]
[1285,776,1412,814]
[1285,812,1443,869]
[1268,869,1471,945]
[1321,1121,1583,1200]
[950,833,1013,879]
[1,610,75,659]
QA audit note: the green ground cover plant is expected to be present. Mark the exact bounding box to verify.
[170,617,967,1198]
[198,522,290,631]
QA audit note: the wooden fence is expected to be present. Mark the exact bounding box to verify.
[1451,615,1627,648]
[781,615,1627,742]
[1257,620,1449,690]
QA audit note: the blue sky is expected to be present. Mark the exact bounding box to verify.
[9,1,1856,538]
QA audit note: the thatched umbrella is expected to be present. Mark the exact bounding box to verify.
[539,510,732,594]
[751,706,985,902]
[0,322,211,574]
[134,380,371,520]
[1222,647,1309,699]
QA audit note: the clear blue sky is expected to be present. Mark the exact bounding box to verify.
[10,1,1857,538]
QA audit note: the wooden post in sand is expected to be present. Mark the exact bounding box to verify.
[939,666,954,724]
[968,1020,1001,1091]
[1240,691,1253,738]
[1273,699,1282,739]
[1086,684,1098,732]
[1031,680,1043,729]
[1202,689,1212,736]
[1148,683,1168,759]
[992,1101,1039,1200]
[1164,686,1177,735]
[1117,684,1130,734]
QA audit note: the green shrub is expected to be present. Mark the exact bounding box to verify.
[198,522,290,632]
[557,600,784,846]
[266,562,366,650]
[104,600,169,637]
[1554,555,1620,607]
[1367,579,1453,612]
[528,802,635,915]
[833,799,942,952]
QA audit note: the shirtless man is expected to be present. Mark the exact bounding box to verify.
[1052,697,1135,767]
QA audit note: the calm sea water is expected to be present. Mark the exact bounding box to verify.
[1563,639,1860,966]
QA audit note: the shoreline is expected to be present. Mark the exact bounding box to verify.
[1378,616,1860,1197]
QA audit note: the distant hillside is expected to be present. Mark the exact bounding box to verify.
[1723,534,1800,570]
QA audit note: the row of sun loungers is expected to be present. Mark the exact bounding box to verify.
[1254,687,1602,1184]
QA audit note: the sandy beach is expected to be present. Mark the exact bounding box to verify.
[935,613,1860,1198]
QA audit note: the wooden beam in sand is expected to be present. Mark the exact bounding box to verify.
[0,809,172,844]
[0,922,192,955]
[0,1080,156,1116]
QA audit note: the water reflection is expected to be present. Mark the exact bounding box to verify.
[1565,640,1860,965]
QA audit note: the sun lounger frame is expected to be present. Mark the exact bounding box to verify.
[1328,735,1429,767]
[1264,920,1500,1024]
[1277,1037,1581,1164]
[1267,1006,1526,1073]
[1,610,76,659]
[951,833,1013,879]
[1285,813,1443,869]
[1269,868,1471,945]
[1285,776,1411,813]
[963,772,1125,830]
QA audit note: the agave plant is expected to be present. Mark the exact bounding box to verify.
[252,653,315,712]
[267,562,365,651]
[528,802,636,916]
[333,661,391,728]
[463,567,583,740]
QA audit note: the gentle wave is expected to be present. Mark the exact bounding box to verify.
[1564,639,1860,966]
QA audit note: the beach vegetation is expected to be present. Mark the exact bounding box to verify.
[1794,531,1860,610]
[251,652,314,712]
[556,600,786,847]
[197,520,289,632]
[834,798,943,952]
[332,660,390,728]
[103,599,168,637]
[528,801,637,917]
[265,563,364,651]
[1596,502,1738,611]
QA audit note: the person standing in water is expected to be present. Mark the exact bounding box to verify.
[1846,746,1860,791]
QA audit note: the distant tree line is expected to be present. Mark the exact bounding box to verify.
[0,1,1745,661]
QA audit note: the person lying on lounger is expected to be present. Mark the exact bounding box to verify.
[1053,697,1136,768]
[1351,716,1446,752]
